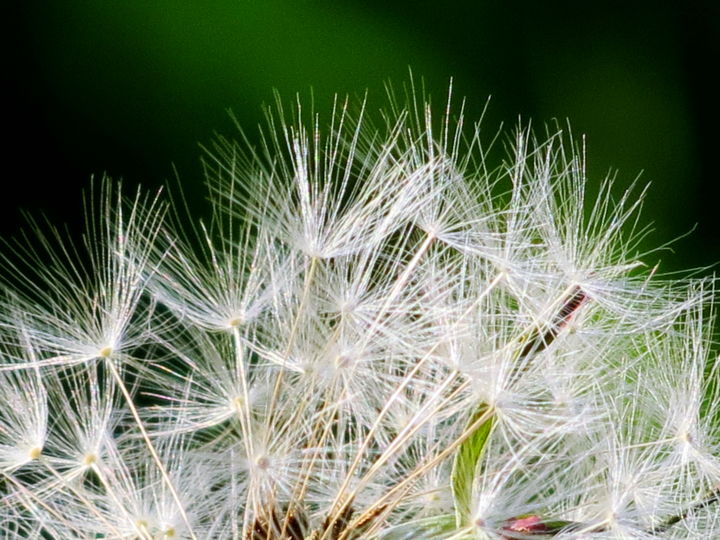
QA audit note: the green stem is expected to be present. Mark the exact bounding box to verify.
[451,403,495,527]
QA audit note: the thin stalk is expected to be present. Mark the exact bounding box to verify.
[2,472,80,535]
[91,462,151,540]
[652,486,720,534]
[40,458,122,537]
[338,404,495,540]
[327,272,504,527]
[264,255,319,432]
[231,326,255,459]
[104,357,198,540]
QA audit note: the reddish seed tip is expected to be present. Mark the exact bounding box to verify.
[554,287,587,328]
[503,515,549,533]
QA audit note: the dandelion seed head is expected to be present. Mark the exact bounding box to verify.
[1,82,717,539]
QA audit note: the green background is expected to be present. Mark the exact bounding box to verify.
[6,1,719,272]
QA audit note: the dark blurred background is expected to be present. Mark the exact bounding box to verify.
[5,1,719,273]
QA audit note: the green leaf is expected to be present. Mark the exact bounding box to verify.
[451,403,495,527]
[542,519,578,534]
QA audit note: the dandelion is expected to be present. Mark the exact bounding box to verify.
[0,81,717,539]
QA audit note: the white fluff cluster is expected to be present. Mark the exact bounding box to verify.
[1,86,718,539]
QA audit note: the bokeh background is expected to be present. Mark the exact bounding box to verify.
[6,1,719,273]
